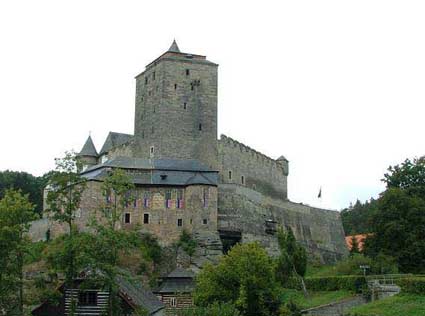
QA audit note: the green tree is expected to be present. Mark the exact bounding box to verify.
[0,190,36,315]
[194,242,280,316]
[0,170,47,215]
[87,168,135,316]
[276,227,308,297]
[178,302,241,316]
[340,199,378,236]
[177,230,197,260]
[45,151,86,286]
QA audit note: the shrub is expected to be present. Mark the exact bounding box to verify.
[397,277,425,294]
[178,302,241,316]
[285,276,366,292]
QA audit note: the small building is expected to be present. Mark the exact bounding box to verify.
[155,268,195,315]
[32,272,165,316]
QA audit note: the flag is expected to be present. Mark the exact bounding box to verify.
[318,187,322,199]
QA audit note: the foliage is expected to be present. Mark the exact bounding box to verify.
[334,254,373,275]
[0,170,47,215]
[340,199,378,236]
[25,241,48,264]
[275,227,307,294]
[284,275,366,292]
[279,289,353,310]
[194,242,280,316]
[396,277,425,294]
[347,294,425,316]
[139,233,162,265]
[178,230,197,257]
[0,189,36,315]
[279,301,301,316]
[365,188,425,273]
[178,302,241,316]
[45,151,87,284]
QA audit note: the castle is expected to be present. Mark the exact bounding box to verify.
[50,41,347,265]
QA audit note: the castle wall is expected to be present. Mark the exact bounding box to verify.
[217,184,348,263]
[50,181,218,246]
[218,135,288,200]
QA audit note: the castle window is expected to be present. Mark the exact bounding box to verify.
[191,84,194,91]
[143,213,149,224]
[124,213,131,224]
[199,123,202,131]
[145,77,148,85]
[153,104,156,113]
[241,175,245,185]
[203,219,208,225]
[150,146,155,158]
[174,83,177,90]
[151,126,154,134]
[177,219,183,227]
[183,102,187,110]
[78,291,97,306]
[186,69,190,76]
[228,171,232,180]
[176,189,184,209]
[153,71,156,80]
[203,187,209,208]
[143,191,150,208]
[133,191,138,208]
[165,190,172,208]
[141,130,144,139]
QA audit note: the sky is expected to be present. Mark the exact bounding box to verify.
[1,0,424,210]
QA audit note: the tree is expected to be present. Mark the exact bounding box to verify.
[87,168,135,316]
[0,190,36,315]
[45,151,86,286]
[194,242,280,316]
[276,227,308,297]
[350,236,360,256]
[364,157,425,273]
[0,170,47,215]
[340,198,378,236]
[177,230,197,260]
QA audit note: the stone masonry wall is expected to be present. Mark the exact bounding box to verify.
[50,181,219,246]
[217,184,348,263]
[218,135,288,200]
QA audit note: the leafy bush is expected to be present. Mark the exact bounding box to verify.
[285,275,366,292]
[334,254,373,275]
[178,230,197,257]
[25,241,47,264]
[178,302,241,316]
[397,277,425,294]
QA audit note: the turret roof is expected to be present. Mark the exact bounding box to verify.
[78,135,98,157]
[168,39,180,53]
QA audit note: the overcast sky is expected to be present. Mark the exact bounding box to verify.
[1,1,424,210]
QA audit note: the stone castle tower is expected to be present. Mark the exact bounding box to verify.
[133,40,218,170]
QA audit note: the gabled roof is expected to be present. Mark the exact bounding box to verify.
[168,39,180,53]
[116,275,165,315]
[99,132,133,155]
[155,268,195,294]
[78,135,98,157]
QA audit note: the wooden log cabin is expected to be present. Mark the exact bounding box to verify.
[154,268,195,315]
[32,272,165,316]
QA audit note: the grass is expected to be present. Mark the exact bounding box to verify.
[280,288,354,309]
[348,294,425,316]
[305,264,337,277]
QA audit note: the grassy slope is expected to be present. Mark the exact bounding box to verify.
[349,294,425,316]
[280,289,354,310]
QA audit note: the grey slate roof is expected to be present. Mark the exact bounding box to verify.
[116,275,165,315]
[168,39,180,53]
[81,157,218,186]
[155,268,195,294]
[99,132,133,155]
[78,135,98,157]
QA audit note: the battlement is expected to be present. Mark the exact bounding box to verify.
[218,135,288,200]
[219,135,288,174]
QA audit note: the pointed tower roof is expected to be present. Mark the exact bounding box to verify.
[168,39,180,53]
[78,135,98,157]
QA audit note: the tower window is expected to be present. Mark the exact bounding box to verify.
[186,69,190,76]
[151,126,154,134]
[174,84,177,90]
[199,123,202,131]
[145,77,148,85]
[124,213,131,224]
[165,190,172,208]
[183,102,187,110]
[150,146,155,158]
[143,213,149,224]
[203,187,209,208]
[203,219,208,225]
[177,219,183,227]
[241,175,245,185]
[228,171,232,180]
[153,71,156,80]
[177,189,184,209]
[191,84,194,91]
